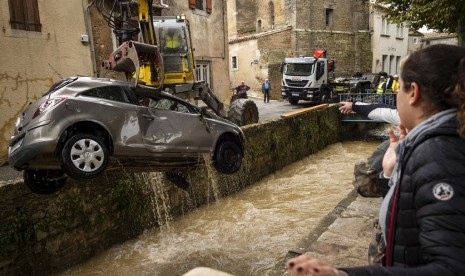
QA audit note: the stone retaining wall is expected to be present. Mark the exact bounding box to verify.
[0,105,342,275]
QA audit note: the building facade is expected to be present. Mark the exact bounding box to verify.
[227,0,372,99]
[421,32,458,47]
[369,5,409,75]
[407,30,424,54]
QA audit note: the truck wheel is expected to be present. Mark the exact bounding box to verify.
[320,86,332,103]
[60,133,109,180]
[213,140,242,174]
[289,98,299,105]
[23,169,67,194]
[228,99,259,126]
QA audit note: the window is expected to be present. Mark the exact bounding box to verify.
[395,56,401,74]
[382,55,388,72]
[195,62,210,86]
[396,23,404,38]
[269,1,275,29]
[381,18,389,35]
[146,96,190,114]
[413,37,418,44]
[325,8,334,27]
[8,0,41,32]
[389,55,394,74]
[82,86,130,103]
[257,19,262,31]
[232,56,238,70]
[196,0,203,10]
[188,0,212,13]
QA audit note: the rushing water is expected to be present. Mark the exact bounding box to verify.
[61,141,380,276]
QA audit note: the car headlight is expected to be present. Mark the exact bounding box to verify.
[32,97,67,119]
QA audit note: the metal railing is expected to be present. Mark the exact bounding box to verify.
[338,92,396,123]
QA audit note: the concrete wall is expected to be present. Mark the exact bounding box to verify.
[0,105,342,275]
[0,0,94,165]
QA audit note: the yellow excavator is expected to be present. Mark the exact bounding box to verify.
[95,0,259,126]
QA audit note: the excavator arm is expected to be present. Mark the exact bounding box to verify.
[94,1,231,120]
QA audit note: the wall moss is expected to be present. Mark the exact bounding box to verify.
[0,105,342,275]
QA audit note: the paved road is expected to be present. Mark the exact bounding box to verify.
[0,97,312,183]
[251,97,319,122]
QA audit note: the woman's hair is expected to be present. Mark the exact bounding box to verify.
[400,44,465,137]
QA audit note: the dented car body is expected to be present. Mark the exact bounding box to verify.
[8,77,245,194]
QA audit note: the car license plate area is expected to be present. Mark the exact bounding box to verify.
[292,93,299,97]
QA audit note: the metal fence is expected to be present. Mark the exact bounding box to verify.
[338,92,396,107]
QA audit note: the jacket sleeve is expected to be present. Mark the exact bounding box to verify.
[353,102,400,125]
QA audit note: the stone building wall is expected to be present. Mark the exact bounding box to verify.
[229,28,291,98]
[0,105,342,275]
[295,0,369,31]
[295,30,372,76]
[228,0,372,101]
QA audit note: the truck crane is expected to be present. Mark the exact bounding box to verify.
[94,0,259,126]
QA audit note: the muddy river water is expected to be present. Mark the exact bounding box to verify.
[61,141,379,276]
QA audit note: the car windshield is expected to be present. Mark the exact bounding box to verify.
[284,63,313,76]
[44,77,77,96]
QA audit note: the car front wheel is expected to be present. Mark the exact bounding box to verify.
[213,140,242,174]
[24,169,67,194]
[61,133,109,180]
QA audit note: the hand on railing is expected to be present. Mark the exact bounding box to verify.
[339,101,353,115]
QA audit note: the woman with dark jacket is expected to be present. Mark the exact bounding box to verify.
[286,44,465,275]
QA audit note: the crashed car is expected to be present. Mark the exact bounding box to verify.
[8,77,245,194]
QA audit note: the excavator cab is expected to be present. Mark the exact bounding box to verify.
[153,16,195,87]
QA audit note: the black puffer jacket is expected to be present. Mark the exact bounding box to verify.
[343,114,465,276]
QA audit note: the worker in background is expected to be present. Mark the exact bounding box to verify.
[392,75,400,94]
[376,75,387,104]
[164,28,182,52]
[234,81,250,98]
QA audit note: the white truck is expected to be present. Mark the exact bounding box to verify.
[280,53,337,105]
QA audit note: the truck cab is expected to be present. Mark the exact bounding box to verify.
[280,56,333,105]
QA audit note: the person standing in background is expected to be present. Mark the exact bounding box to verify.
[261,79,271,103]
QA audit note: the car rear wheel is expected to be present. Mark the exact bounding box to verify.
[213,140,242,174]
[23,169,67,194]
[61,133,109,180]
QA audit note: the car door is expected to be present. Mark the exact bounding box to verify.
[137,95,214,157]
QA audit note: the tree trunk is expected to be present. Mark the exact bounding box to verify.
[457,19,465,47]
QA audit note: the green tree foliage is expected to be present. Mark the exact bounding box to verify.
[375,0,465,46]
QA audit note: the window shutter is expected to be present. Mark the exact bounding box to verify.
[24,0,41,32]
[206,0,212,13]
[188,0,196,9]
[8,0,25,30]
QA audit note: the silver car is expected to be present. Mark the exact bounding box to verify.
[8,77,245,194]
